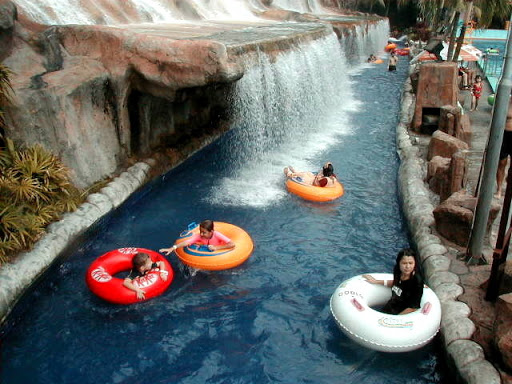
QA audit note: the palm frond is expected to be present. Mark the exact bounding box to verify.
[0,140,85,264]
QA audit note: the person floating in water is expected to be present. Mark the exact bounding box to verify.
[160,219,235,254]
[367,54,377,63]
[284,162,337,187]
[363,248,423,315]
[123,252,168,300]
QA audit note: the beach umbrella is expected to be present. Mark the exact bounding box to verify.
[414,42,483,62]
[440,42,483,61]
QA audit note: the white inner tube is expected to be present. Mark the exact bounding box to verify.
[330,273,441,352]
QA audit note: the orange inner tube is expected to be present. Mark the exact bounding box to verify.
[175,222,254,270]
[285,176,344,202]
[385,43,397,51]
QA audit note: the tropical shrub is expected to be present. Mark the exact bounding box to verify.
[0,64,12,128]
[0,138,84,263]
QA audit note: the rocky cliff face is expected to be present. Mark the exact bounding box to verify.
[1,0,381,188]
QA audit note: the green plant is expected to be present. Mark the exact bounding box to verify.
[0,63,13,131]
[0,138,84,263]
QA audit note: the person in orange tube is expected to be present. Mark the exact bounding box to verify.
[160,219,235,254]
[284,162,337,187]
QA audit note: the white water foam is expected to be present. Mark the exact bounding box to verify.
[13,0,328,25]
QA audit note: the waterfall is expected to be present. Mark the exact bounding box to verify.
[12,0,329,25]
[338,21,390,65]
[207,34,358,208]
[271,0,322,13]
[8,0,389,207]
[204,20,389,208]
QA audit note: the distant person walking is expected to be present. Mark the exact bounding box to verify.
[496,97,512,198]
[388,52,398,71]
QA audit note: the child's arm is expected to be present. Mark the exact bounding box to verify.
[209,241,236,251]
[160,234,202,255]
[156,261,168,281]
[208,232,236,251]
[159,242,188,255]
[123,277,146,300]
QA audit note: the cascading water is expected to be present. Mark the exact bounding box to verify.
[339,22,390,65]
[209,35,355,207]
[271,0,322,13]
[12,0,328,25]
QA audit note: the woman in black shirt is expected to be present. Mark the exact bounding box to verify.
[364,248,423,315]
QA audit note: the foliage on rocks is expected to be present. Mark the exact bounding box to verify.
[0,137,85,264]
[0,64,13,131]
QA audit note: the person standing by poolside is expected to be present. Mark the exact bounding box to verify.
[496,97,512,198]
[470,75,483,111]
[388,51,398,72]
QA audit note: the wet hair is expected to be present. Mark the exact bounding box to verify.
[132,252,150,269]
[322,163,334,177]
[199,220,214,232]
[392,248,419,284]
[475,75,482,81]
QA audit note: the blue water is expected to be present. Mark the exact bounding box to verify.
[474,40,506,92]
[0,42,444,383]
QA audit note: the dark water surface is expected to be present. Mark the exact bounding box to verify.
[1,45,445,383]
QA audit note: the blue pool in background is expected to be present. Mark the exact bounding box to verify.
[467,28,510,93]
[0,36,445,383]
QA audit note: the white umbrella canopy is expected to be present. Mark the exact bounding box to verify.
[440,42,483,61]
[410,42,483,64]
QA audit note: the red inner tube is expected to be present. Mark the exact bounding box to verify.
[85,247,173,305]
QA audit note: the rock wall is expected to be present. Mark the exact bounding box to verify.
[2,0,376,188]
[413,62,459,133]
[2,18,250,187]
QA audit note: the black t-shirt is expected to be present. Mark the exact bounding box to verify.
[381,273,423,315]
[126,262,159,281]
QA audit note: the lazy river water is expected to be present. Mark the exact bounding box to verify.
[1,35,445,383]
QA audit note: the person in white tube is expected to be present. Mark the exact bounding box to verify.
[363,248,423,315]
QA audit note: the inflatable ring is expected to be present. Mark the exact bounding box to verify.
[330,273,441,352]
[394,48,410,56]
[285,175,344,202]
[384,43,397,52]
[86,247,173,305]
[175,222,254,270]
[370,59,384,64]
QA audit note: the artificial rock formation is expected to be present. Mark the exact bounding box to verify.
[413,62,459,133]
[428,130,469,161]
[494,293,512,372]
[1,0,382,188]
[426,130,468,202]
[438,105,472,145]
[433,191,500,247]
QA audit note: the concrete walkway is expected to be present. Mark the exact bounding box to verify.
[397,67,508,383]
